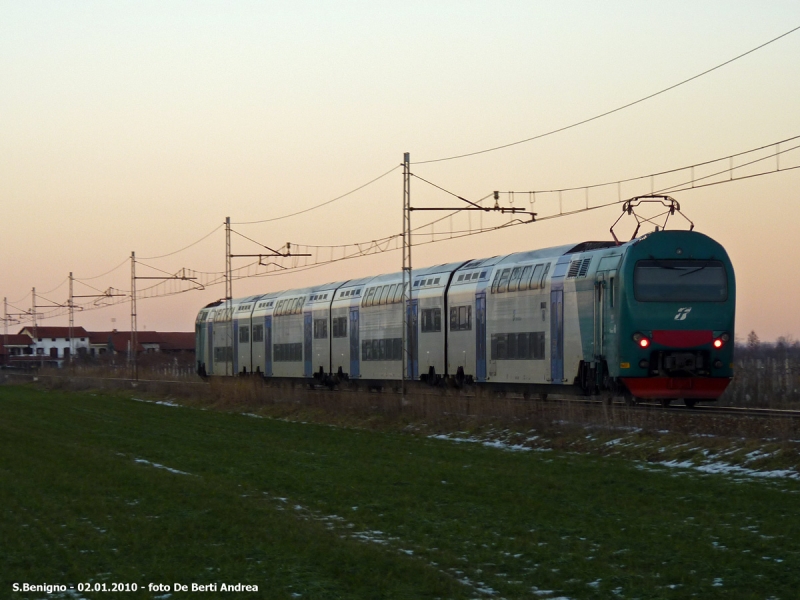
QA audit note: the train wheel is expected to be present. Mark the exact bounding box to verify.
[684,398,697,408]
[660,398,672,408]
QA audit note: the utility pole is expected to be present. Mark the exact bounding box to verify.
[3,297,7,363]
[225,217,232,376]
[224,216,309,377]
[31,287,37,339]
[128,255,199,381]
[402,152,411,398]
[68,272,74,364]
[131,252,138,381]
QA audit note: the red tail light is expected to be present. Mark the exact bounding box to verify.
[713,332,729,349]
[639,337,650,348]
[633,332,650,348]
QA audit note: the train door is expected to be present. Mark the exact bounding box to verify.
[475,293,487,381]
[304,312,313,378]
[206,322,214,375]
[594,275,604,359]
[264,316,273,377]
[407,299,419,380]
[233,320,239,375]
[349,308,360,378]
[196,323,205,373]
[550,289,564,383]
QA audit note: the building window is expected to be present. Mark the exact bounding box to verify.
[421,308,441,332]
[332,317,347,338]
[450,305,472,331]
[313,319,328,339]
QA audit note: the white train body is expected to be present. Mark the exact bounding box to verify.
[195,242,621,388]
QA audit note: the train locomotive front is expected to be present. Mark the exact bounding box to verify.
[611,230,735,405]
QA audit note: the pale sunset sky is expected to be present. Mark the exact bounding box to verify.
[2,1,799,340]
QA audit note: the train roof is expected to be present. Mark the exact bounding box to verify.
[212,239,639,309]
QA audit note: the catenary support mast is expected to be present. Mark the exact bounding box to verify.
[401,152,411,398]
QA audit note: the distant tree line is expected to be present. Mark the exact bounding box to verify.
[722,332,800,406]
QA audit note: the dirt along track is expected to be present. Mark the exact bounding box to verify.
[3,371,799,441]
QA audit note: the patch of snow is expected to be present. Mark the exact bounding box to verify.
[131,397,181,407]
[133,458,191,476]
[657,459,800,480]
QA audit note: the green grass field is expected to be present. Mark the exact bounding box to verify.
[2,385,799,599]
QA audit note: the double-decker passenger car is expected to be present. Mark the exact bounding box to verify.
[196,229,735,405]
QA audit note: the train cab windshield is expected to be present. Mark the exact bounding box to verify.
[634,259,728,302]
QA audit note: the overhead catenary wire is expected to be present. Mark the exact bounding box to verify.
[414,25,800,164]
[75,257,130,281]
[504,134,800,195]
[232,164,401,225]
[140,223,224,260]
[12,126,800,327]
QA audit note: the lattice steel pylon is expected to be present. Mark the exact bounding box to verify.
[401,152,411,398]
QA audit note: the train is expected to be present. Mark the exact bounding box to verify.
[195,229,735,406]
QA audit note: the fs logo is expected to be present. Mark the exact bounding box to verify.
[674,307,692,321]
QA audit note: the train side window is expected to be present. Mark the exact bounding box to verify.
[252,324,264,343]
[393,284,404,303]
[332,316,347,338]
[530,264,544,290]
[491,271,502,293]
[457,274,464,282]
[239,326,250,343]
[421,308,441,332]
[363,287,376,306]
[450,306,470,331]
[459,306,471,330]
[508,267,523,292]
[518,265,533,291]
[275,300,284,315]
[387,284,397,303]
[540,263,550,288]
[498,269,512,293]
[379,285,391,304]
[313,319,328,339]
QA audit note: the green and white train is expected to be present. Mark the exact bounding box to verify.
[196,229,735,404]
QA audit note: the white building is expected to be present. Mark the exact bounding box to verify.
[17,326,90,364]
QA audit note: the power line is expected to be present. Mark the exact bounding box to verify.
[232,164,401,225]
[507,135,800,195]
[414,25,800,164]
[75,257,129,281]
[140,223,224,260]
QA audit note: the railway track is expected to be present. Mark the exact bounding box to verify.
[4,372,799,420]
